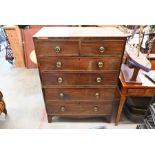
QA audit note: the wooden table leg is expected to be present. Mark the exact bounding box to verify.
[115,93,126,126]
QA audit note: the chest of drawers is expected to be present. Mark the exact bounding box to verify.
[33,27,127,123]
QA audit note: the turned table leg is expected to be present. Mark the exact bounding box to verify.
[115,93,126,126]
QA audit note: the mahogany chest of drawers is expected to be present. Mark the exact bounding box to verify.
[33,27,127,123]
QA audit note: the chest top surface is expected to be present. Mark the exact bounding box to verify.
[33,27,129,38]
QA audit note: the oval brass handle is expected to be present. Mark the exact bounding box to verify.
[94,106,99,112]
[60,106,65,112]
[95,92,100,98]
[98,61,103,68]
[99,46,105,53]
[54,46,61,53]
[96,77,102,83]
[56,61,62,68]
[59,92,64,97]
[58,77,63,83]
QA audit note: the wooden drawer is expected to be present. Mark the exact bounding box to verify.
[46,101,113,115]
[6,30,19,44]
[81,40,125,56]
[127,88,155,96]
[41,72,119,86]
[127,89,146,95]
[43,88,116,101]
[38,56,121,71]
[145,89,155,96]
[39,57,79,71]
[35,40,79,56]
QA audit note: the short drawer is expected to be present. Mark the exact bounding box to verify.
[46,101,113,115]
[80,40,125,56]
[43,88,116,101]
[35,40,79,56]
[38,56,121,71]
[41,72,119,86]
[39,57,79,71]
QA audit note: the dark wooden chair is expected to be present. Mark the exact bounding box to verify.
[0,91,7,115]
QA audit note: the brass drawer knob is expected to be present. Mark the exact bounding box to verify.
[58,77,63,83]
[94,106,99,112]
[56,61,62,68]
[54,46,61,53]
[95,92,100,98]
[98,61,103,68]
[59,92,64,97]
[96,77,102,83]
[60,106,65,112]
[99,46,105,53]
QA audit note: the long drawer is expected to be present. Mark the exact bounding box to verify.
[38,56,121,71]
[41,72,119,86]
[35,40,79,56]
[81,40,125,56]
[46,101,113,115]
[43,88,116,101]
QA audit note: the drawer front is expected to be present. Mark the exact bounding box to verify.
[44,88,116,101]
[39,57,79,71]
[127,88,155,96]
[41,72,119,86]
[38,56,121,71]
[46,101,113,115]
[35,40,79,56]
[79,57,121,71]
[81,40,125,56]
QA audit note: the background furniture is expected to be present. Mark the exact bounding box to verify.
[21,25,72,68]
[137,93,155,129]
[0,91,7,115]
[21,27,41,68]
[115,67,155,125]
[4,26,25,67]
[33,27,127,123]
